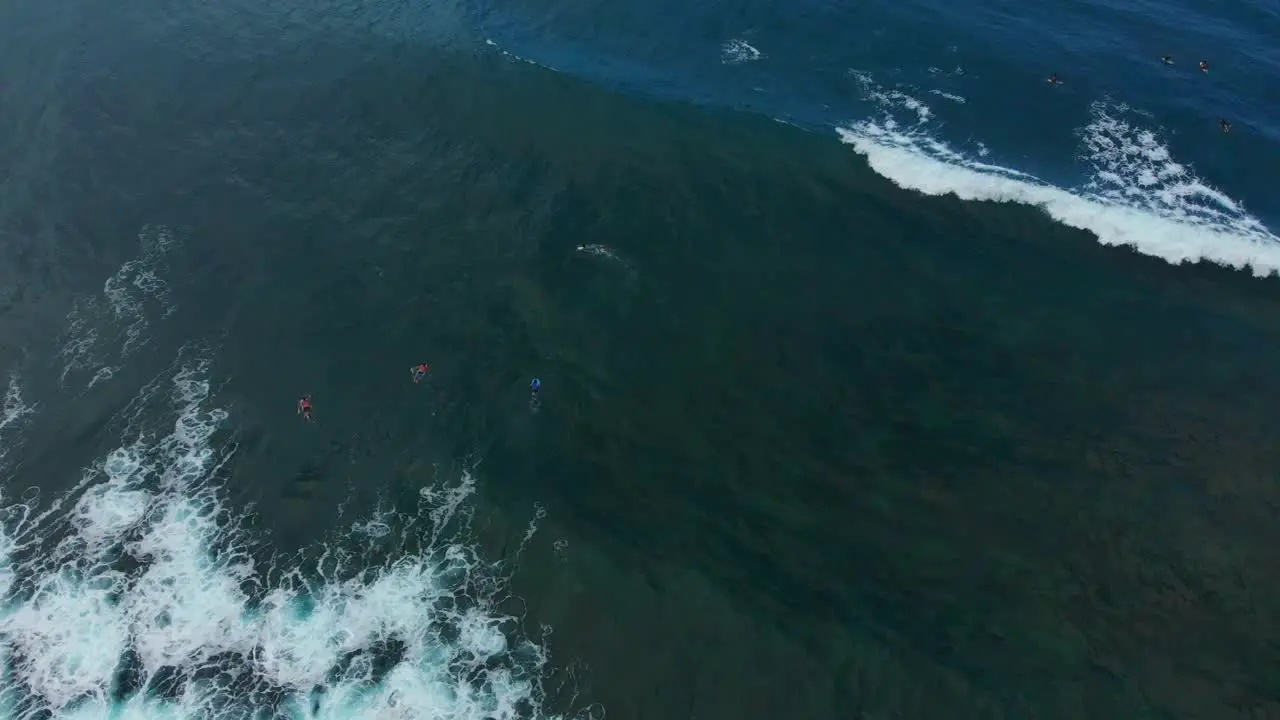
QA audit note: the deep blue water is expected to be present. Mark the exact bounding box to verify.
[483,0,1280,267]
[0,0,1278,718]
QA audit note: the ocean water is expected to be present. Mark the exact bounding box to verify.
[1,0,1279,718]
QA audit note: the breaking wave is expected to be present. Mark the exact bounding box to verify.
[838,72,1280,276]
[0,355,588,719]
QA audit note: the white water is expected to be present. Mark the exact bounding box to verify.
[0,358,581,719]
[721,39,763,65]
[839,72,1280,276]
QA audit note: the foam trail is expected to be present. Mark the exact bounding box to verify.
[0,374,36,471]
[486,39,560,72]
[56,225,180,389]
[574,243,624,264]
[928,89,965,104]
[0,376,35,441]
[839,74,1280,276]
[0,361,586,719]
[574,244,637,281]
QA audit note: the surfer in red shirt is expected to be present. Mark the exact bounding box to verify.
[297,395,312,422]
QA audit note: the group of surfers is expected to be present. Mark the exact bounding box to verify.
[1048,56,1232,133]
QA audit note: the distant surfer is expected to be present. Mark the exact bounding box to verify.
[1199,60,1209,72]
[297,395,313,422]
[1047,73,1063,85]
[411,363,431,383]
[529,378,541,412]
[1220,118,1232,133]
[1161,55,1174,65]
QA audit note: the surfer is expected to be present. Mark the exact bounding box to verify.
[529,378,541,412]
[297,395,313,422]
[1161,55,1174,65]
[530,378,541,395]
[1199,60,1209,72]
[411,363,431,383]
[1220,118,1232,133]
[1047,73,1063,85]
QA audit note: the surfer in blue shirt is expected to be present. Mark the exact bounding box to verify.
[530,378,541,394]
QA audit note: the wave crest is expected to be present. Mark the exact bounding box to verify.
[839,74,1280,276]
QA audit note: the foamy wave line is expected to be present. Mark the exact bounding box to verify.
[841,75,1280,277]
[0,361,583,719]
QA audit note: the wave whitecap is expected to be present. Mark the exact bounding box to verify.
[721,39,763,66]
[839,74,1280,277]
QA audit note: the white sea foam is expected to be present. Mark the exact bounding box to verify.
[721,39,762,65]
[56,225,180,389]
[0,359,585,719]
[839,73,1280,276]
[0,374,36,472]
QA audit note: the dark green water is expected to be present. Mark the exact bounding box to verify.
[2,4,1280,718]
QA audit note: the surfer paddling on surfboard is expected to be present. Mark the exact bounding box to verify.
[411,363,431,383]
[529,377,542,412]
